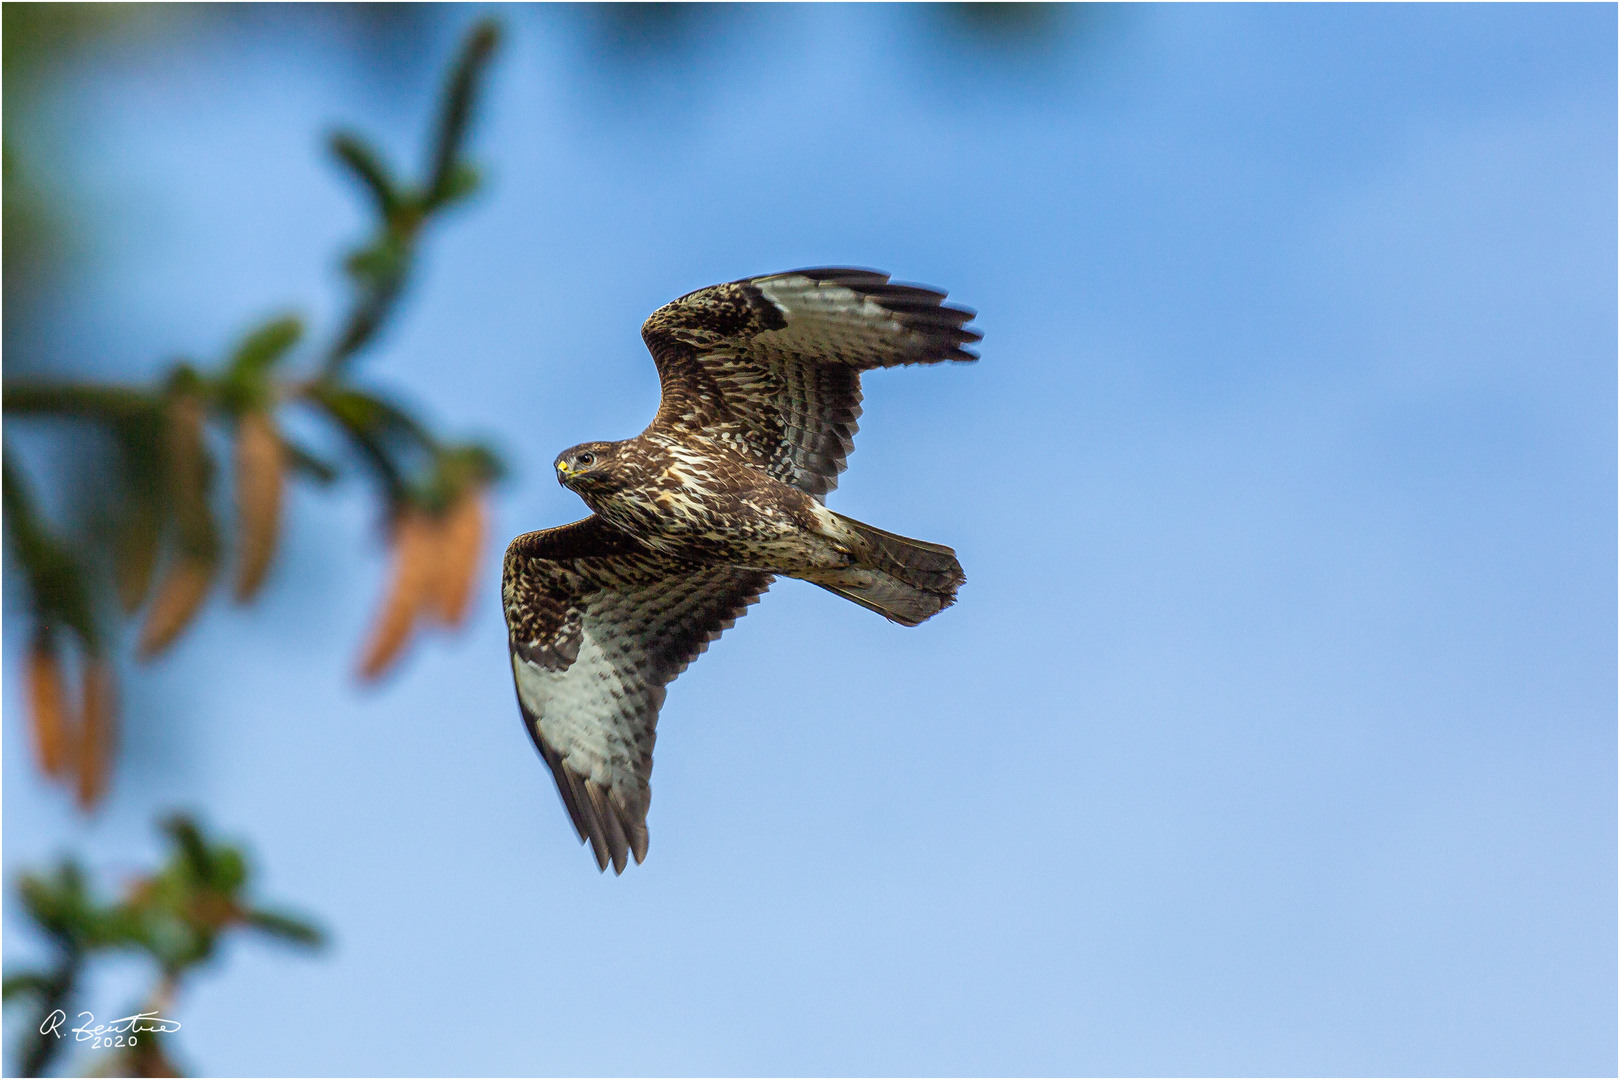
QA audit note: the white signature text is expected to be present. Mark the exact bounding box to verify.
[39,1009,181,1050]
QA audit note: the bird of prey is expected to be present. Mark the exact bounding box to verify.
[502,268,979,873]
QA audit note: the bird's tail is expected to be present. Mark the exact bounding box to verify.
[809,514,964,626]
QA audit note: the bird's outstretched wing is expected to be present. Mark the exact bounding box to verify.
[502,516,772,873]
[641,268,980,499]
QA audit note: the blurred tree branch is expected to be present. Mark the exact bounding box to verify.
[2,19,506,814]
[3,814,324,1077]
[325,20,497,373]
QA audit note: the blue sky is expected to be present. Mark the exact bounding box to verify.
[4,4,1615,1075]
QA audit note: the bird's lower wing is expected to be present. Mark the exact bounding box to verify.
[641,268,980,498]
[503,517,772,873]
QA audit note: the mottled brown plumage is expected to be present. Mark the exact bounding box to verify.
[503,268,979,873]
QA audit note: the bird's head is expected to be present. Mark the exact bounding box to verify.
[554,441,625,495]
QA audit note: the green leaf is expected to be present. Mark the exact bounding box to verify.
[2,972,53,1002]
[2,380,159,419]
[93,903,149,950]
[210,848,247,893]
[228,316,303,380]
[309,384,443,508]
[18,862,106,947]
[426,20,501,208]
[329,131,401,219]
[281,439,338,485]
[444,441,506,485]
[343,234,410,287]
[310,384,437,451]
[218,316,303,416]
[413,441,507,511]
[2,450,101,653]
[242,908,325,948]
[162,815,214,883]
[433,161,480,208]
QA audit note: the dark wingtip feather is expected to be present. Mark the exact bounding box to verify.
[527,710,594,844]
[583,782,631,874]
[802,271,983,364]
[786,267,892,287]
[629,822,649,865]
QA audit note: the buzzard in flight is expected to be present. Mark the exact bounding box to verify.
[502,268,979,872]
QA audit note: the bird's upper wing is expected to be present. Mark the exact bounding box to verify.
[502,516,772,873]
[641,268,980,499]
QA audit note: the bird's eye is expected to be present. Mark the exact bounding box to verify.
[577,452,595,467]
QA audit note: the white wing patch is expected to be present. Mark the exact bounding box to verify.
[752,270,979,362]
[504,522,771,874]
[754,275,920,367]
[513,620,661,805]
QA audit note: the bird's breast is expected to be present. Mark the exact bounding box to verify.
[585,436,830,566]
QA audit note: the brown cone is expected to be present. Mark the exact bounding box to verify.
[27,635,73,779]
[114,502,162,614]
[137,556,215,659]
[428,490,485,627]
[357,510,438,680]
[76,657,116,811]
[233,410,285,603]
